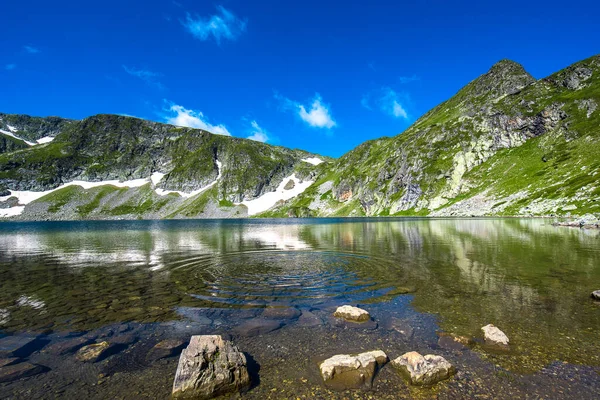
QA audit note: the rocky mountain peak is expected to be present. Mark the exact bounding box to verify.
[469,59,535,99]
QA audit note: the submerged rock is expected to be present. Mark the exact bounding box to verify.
[0,335,40,358]
[297,310,323,327]
[233,319,283,337]
[333,305,370,323]
[319,350,388,390]
[0,358,19,368]
[481,324,509,346]
[591,290,600,300]
[172,335,250,399]
[45,337,93,356]
[392,351,455,385]
[0,362,47,383]
[76,341,113,362]
[147,339,187,362]
[261,306,301,320]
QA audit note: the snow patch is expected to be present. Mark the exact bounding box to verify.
[36,136,55,144]
[7,125,17,133]
[0,206,25,217]
[150,172,165,186]
[0,129,36,146]
[302,157,324,166]
[241,173,314,216]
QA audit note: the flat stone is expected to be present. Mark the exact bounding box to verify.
[0,335,40,358]
[297,310,323,327]
[261,306,301,320]
[44,337,93,356]
[110,333,138,346]
[333,305,370,323]
[0,362,46,383]
[76,341,114,362]
[147,339,186,362]
[319,350,388,390]
[392,351,455,385]
[0,358,19,368]
[233,319,283,337]
[389,317,414,338]
[172,335,250,399]
[591,290,600,300]
[481,324,509,346]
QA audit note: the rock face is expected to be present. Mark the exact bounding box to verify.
[591,290,600,300]
[481,324,510,346]
[392,351,455,385]
[333,305,370,323]
[75,341,113,362]
[319,350,388,390]
[172,335,250,399]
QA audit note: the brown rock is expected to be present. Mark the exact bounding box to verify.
[45,337,93,356]
[76,341,113,363]
[233,319,283,337]
[261,306,301,320]
[0,362,46,383]
[147,339,186,362]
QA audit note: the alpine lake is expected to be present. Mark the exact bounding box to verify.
[0,218,599,399]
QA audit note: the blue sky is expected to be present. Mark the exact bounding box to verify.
[1,0,599,157]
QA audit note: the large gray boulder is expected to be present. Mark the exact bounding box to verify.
[392,351,455,385]
[172,335,250,399]
[319,350,388,390]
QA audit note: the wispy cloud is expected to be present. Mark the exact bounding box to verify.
[164,102,231,136]
[122,65,165,90]
[398,75,419,84]
[360,94,372,110]
[276,93,336,129]
[182,6,247,44]
[362,87,410,120]
[5,64,16,71]
[247,120,269,142]
[379,88,409,119]
[24,46,40,54]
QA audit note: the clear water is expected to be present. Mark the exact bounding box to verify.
[0,218,599,399]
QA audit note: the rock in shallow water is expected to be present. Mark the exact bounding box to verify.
[76,341,113,362]
[45,337,93,356]
[333,305,370,323]
[261,306,301,320]
[392,351,455,385]
[319,350,388,390]
[233,319,283,337]
[172,335,250,399]
[481,324,509,346]
[0,362,47,383]
[146,339,186,362]
[0,335,40,358]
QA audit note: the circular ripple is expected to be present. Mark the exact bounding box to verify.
[166,250,402,308]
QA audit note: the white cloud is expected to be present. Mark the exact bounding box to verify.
[398,75,419,84]
[24,46,40,54]
[247,120,269,142]
[379,88,409,120]
[5,64,16,71]
[164,102,231,136]
[123,65,165,90]
[276,93,336,129]
[360,95,372,110]
[182,6,247,44]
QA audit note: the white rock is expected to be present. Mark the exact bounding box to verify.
[591,290,600,300]
[333,305,370,322]
[481,324,509,346]
[319,350,388,390]
[391,351,455,385]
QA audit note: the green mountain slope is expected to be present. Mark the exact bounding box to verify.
[263,54,600,217]
[0,114,326,219]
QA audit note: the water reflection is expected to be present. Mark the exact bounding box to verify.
[0,218,599,372]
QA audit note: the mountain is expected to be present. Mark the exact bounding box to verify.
[1,54,599,221]
[0,114,327,219]
[262,54,600,217]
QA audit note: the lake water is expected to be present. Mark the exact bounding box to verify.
[0,218,599,399]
